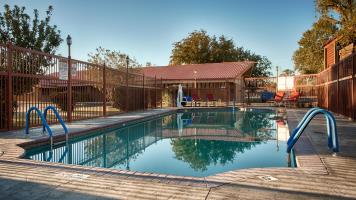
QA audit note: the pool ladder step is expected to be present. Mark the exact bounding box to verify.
[287,107,339,153]
[25,106,69,148]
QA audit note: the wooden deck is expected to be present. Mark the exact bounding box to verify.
[0,108,356,199]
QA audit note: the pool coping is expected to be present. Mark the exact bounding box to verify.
[18,109,177,149]
[0,107,327,185]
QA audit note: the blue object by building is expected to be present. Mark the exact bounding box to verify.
[261,91,275,102]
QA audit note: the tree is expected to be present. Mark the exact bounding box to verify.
[316,0,356,46]
[293,18,338,74]
[280,69,295,76]
[0,4,62,128]
[170,30,211,65]
[169,30,272,77]
[0,4,62,53]
[88,46,142,70]
[244,52,272,77]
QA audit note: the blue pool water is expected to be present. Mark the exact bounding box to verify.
[24,108,295,177]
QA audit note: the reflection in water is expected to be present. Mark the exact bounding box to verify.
[171,139,259,171]
[25,109,292,176]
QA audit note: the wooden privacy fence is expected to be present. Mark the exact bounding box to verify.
[0,43,163,131]
[318,52,356,120]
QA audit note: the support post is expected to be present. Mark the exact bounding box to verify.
[160,78,163,108]
[6,42,13,130]
[336,64,339,114]
[155,76,157,108]
[276,66,279,93]
[103,63,107,116]
[126,57,129,112]
[67,53,72,122]
[143,75,145,110]
[227,81,230,106]
[352,54,355,121]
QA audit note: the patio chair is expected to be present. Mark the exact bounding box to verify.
[284,91,300,107]
[183,96,193,107]
[192,94,201,107]
[274,92,285,106]
[206,94,217,107]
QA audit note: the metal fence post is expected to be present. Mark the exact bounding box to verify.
[155,76,157,108]
[67,51,72,122]
[126,57,129,112]
[161,78,163,108]
[103,63,107,116]
[143,75,145,110]
[6,42,13,130]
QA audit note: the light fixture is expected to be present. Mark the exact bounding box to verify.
[66,35,72,46]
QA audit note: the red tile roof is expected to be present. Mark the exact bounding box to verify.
[143,61,255,80]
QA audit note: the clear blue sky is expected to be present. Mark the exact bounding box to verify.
[3,0,317,74]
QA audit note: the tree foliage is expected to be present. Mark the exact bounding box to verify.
[293,18,338,74]
[280,69,295,76]
[88,46,142,70]
[316,0,356,46]
[0,4,62,53]
[170,30,272,77]
[293,0,356,74]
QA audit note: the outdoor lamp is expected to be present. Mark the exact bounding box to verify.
[193,70,197,88]
[66,35,72,46]
[126,56,130,67]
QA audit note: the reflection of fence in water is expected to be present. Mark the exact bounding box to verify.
[28,118,163,167]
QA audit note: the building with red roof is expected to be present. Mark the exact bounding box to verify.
[142,61,255,105]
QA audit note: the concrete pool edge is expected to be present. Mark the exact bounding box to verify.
[18,109,178,150]
[1,108,356,199]
[2,107,322,183]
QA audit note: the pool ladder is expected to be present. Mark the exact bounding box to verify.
[25,106,69,148]
[287,107,339,153]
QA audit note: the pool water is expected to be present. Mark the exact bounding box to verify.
[24,109,295,177]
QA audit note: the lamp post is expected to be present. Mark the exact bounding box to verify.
[126,56,129,112]
[66,35,72,122]
[193,70,197,88]
[276,66,279,93]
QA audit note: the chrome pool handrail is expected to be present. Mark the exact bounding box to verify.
[25,106,69,149]
[25,106,54,147]
[287,108,339,153]
[42,105,69,141]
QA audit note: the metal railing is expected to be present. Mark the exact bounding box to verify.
[25,106,68,147]
[43,105,69,140]
[0,43,163,131]
[287,108,339,153]
[25,106,54,147]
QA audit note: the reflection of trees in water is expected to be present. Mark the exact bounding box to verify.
[73,110,275,170]
[239,111,274,137]
[171,139,260,171]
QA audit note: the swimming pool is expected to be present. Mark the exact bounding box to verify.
[24,108,295,177]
